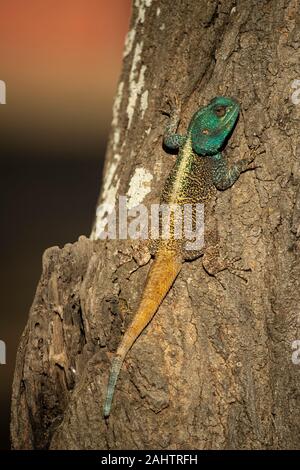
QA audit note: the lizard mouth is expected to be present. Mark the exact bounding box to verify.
[208,103,239,137]
[221,103,239,130]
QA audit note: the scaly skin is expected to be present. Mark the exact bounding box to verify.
[103,96,251,417]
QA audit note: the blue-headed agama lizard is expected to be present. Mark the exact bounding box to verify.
[103,96,254,417]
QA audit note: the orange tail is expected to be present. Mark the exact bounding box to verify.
[103,249,182,417]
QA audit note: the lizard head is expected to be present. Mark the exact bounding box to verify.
[189,96,240,156]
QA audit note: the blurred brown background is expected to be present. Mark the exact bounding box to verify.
[0,0,131,449]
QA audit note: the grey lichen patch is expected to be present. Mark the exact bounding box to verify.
[127,167,153,210]
[127,42,147,128]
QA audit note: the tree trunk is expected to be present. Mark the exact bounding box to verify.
[11,0,300,450]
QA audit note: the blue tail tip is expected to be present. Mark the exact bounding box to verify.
[103,401,111,418]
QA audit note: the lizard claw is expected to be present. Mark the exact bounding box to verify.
[224,256,251,283]
[244,147,264,171]
[246,162,262,171]
[160,94,181,117]
[238,148,263,173]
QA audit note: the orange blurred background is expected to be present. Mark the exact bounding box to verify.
[0,0,131,449]
[0,0,131,151]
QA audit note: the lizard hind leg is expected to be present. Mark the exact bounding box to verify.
[182,247,204,261]
[148,238,159,256]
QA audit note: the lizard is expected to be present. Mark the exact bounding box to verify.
[103,95,253,418]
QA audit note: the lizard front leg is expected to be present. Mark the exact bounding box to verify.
[211,151,256,190]
[162,96,186,150]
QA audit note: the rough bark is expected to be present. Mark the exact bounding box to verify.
[11,0,300,450]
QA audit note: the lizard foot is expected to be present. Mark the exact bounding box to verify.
[241,147,264,173]
[203,250,251,285]
[160,93,181,118]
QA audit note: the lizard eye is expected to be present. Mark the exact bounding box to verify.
[214,105,227,117]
